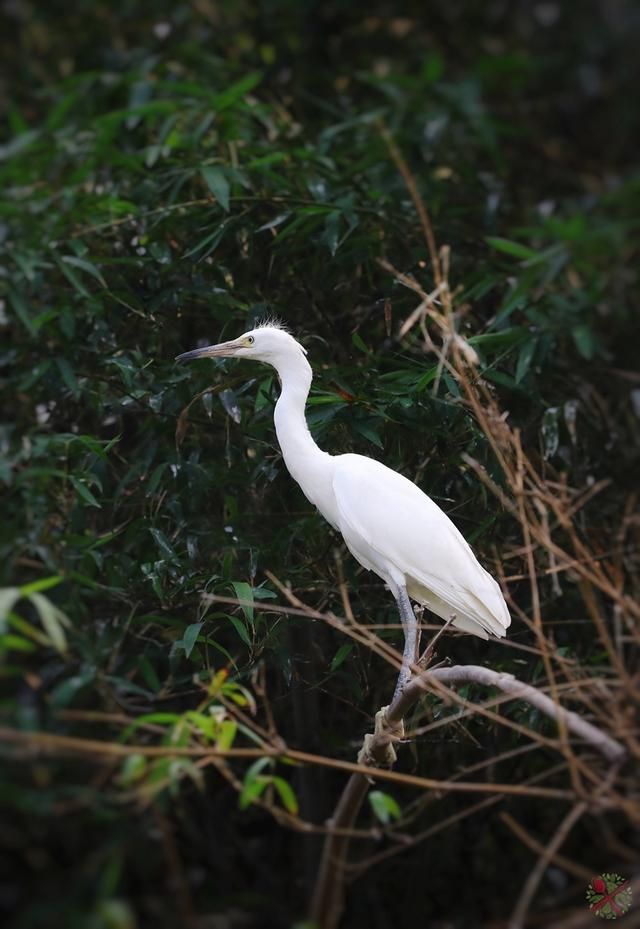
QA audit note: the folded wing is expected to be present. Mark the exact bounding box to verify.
[332,454,510,638]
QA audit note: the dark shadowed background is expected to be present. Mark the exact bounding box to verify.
[1,2,638,928]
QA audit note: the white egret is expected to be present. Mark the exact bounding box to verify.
[177,323,510,695]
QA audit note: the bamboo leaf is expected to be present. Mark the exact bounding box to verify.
[202,166,230,211]
[486,236,537,259]
[28,592,69,653]
[182,622,204,659]
[70,476,102,508]
[271,776,299,814]
[369,790,401,824]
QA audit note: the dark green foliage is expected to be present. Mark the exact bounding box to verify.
[1,3,638,928]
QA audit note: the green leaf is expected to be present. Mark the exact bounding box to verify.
[138,656,162,692]
[7,611,51,646]
[184,711,216,741]
[7,287,37,335]
[422,52,444,82]
[481,369,524,391]
[0,588,22,621]
[238,775,269,810]
[351,332,370,354]
[215,719,237,751]
[351,419,383,448]
[486,236,537,260]
[271,776,299,814]
[70,475,102,508]
[182,222,229,258]
[28,592,69,653]
[49,668,96,708]
[232,581,254,623]
[414,366,439,392]
[118,754,148,787]
[572,323,596,359]
[212,71,262,110]
[19,576,63,596]
[246,152,288,169]
[202,166,230,212]
[252,587,277,601]
[369,790,401,825]
[182,622,204,659]
[515,336,538,383]
[56,358,80,396]
[226,613,252,647]
[147,463,168,495]
[330,643,353,671]
[61,255,107,287]
[149,528,178,559]
[468,328,528,350]
[1,633,36,652]
[239,757,272,810]
[55,255,93,298]
[255,212,291,233]
[322,210,342,255]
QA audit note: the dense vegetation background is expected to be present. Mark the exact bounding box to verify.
[1,2,638,928]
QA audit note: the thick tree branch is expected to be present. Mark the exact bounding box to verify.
[397,665,627,763]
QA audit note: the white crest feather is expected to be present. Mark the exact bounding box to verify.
[255,316,289,333]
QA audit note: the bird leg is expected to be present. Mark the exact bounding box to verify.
[392,585,419,701]
[414,603,424,659]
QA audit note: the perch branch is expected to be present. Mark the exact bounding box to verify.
[405,665,627,763]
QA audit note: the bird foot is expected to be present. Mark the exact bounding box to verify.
[357,706,405,768]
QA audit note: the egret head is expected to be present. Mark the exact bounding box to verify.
[176,323,307,367]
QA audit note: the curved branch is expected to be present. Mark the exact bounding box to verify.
[394,665,626,764]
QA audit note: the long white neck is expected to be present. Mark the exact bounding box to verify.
[272,351,336,520]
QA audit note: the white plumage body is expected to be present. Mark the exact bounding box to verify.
[177,323,510,687]
[331,454,509,638]
[290,449,509,640]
